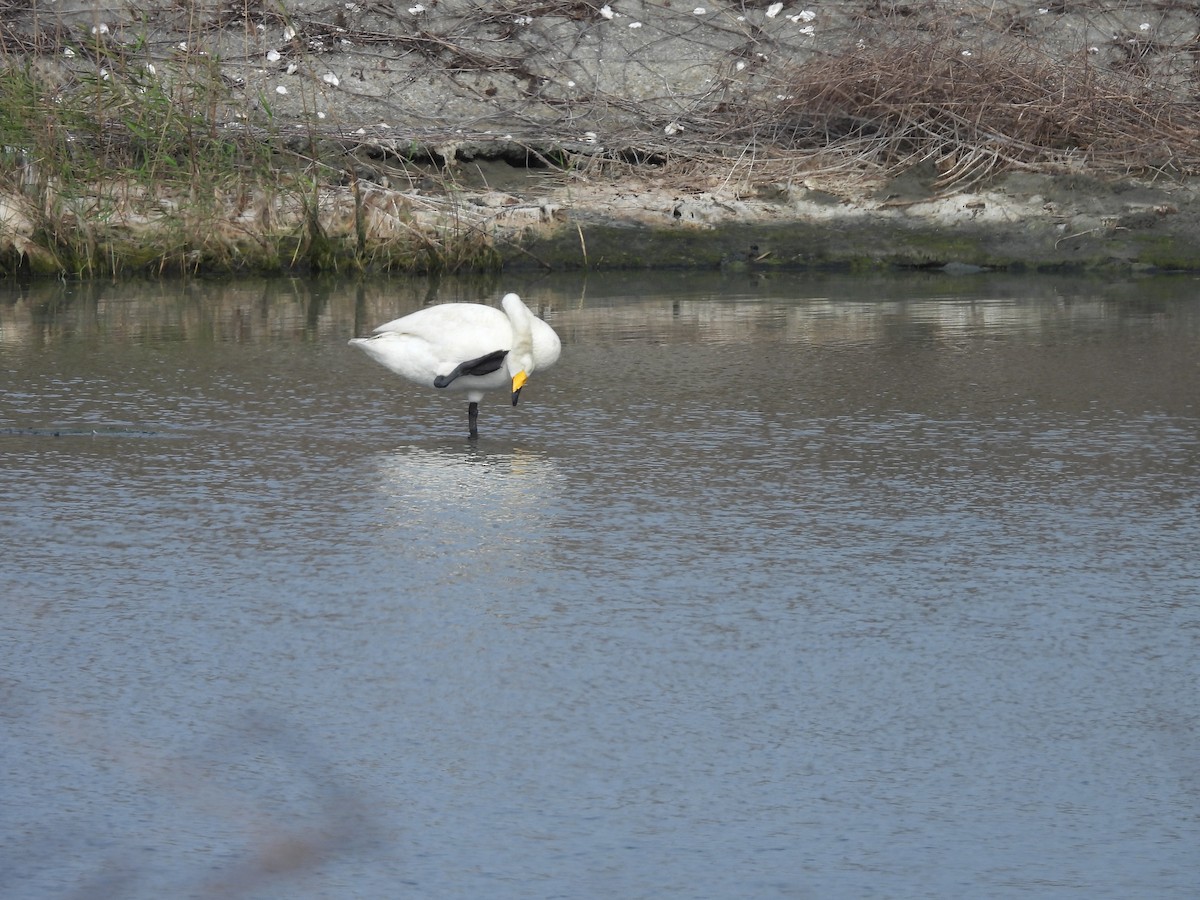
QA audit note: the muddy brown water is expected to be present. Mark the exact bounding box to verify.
[2,272,1198,898]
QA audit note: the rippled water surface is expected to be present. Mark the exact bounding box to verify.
[2,273,1198,898]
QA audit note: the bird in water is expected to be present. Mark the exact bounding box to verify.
[349,292,561,438]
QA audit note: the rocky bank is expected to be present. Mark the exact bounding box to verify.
[3,0,1200,273]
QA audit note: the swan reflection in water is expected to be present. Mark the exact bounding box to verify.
[370,445,562,572]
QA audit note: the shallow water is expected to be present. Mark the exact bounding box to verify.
[2,272,1198,898]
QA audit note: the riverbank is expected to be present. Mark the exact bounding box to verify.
[3,0,1199,275]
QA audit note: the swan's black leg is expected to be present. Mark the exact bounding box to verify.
[468,401,479,439]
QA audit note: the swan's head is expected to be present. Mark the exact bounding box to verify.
[501,293,537,406]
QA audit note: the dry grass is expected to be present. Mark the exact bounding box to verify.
[771,25,1200,188]
[620,13,1200,191]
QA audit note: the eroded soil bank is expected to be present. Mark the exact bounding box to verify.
[477,165,1200,272]
[3,0,1200,274]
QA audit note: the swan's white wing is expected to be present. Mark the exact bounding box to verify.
[354,303,515,390]
[372,303,513,355]
[348,331,445,384]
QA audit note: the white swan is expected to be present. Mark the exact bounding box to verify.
[349,293,561,437]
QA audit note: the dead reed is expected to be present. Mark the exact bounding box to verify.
[625,11,1200,192]
[763,24,1200,188]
